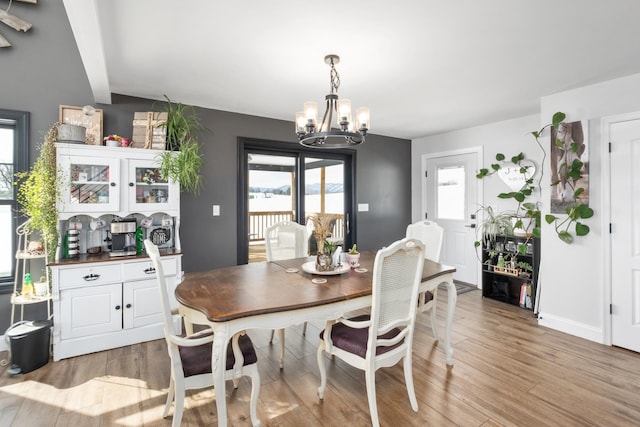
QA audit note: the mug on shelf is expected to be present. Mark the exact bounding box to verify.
[90,219,107,230]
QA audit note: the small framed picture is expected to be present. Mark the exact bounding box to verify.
[59,105,104,145]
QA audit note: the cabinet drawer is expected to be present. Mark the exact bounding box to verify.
[59,264,122,290]
[122,258,177,281]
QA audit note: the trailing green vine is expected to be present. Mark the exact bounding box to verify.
[531,112,594,243]
[476,112,594,245]
[476,152,541,239]
[14,123,60,259]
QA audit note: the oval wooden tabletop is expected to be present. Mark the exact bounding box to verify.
[175,251,455,323]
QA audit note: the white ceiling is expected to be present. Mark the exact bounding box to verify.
[63,0,640,140]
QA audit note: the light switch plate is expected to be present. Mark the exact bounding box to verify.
[358,203,369,212]
[213,205,220,216]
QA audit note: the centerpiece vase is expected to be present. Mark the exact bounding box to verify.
[316,236,325,254]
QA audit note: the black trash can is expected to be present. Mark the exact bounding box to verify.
[7,320,51,375]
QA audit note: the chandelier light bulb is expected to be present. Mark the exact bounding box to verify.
[356,107,370,131]
[304,102,318,125]
[337,99,352,127]
[295,112,306,133]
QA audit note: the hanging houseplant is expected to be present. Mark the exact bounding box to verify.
[156,95,205,194]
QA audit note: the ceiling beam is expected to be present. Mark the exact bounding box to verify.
[62,0,111,104]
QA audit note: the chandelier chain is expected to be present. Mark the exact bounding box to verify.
[329,59,340,94]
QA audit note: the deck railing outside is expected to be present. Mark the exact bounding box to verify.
[249,211,344,242]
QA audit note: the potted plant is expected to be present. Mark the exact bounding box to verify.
[156,95,205,194]
[474,205,513,249]
[316,239,337,271]
[307,214,337,254]
[346,244,360,267]
[14,122,60,260]
[517,261,533,278]
[483,248,498,271]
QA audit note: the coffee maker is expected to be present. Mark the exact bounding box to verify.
[109,218,137,257]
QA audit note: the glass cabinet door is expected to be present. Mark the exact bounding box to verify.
[59,155,120,213]
[127,159,179,212]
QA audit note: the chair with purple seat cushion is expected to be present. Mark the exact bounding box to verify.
[316,238,425,427]
[406,220,444,340]
[144,240,261,427]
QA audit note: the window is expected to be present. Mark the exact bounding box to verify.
[0,110,29,287]
[436,165,465,220]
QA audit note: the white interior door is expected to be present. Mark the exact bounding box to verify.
[423,150,480,285]
[610,117,640,352]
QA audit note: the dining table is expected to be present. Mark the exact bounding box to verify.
[175,250,457,427]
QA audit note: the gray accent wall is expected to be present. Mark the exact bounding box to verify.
[0,0,411,333]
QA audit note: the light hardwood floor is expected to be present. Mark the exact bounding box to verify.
[2,289,640,426]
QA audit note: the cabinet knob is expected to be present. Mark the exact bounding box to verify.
[129,182,134,187]
[111,182,116,187]
[115,305,121,310]
[144,267,156,274]
[126,303,132,309]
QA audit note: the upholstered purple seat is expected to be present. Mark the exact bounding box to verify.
[424,290,434,303]
[319,314,404,358]
[144,239,261,427]
[316,238,426,427]
[179,330,258,378]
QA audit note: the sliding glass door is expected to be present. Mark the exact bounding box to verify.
[304,157,346,255]
[238,139,355,264]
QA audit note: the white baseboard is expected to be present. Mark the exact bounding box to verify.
[537,311,603,344]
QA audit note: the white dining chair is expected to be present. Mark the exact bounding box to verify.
[144,240,261,427]
[316,238,425,427]
[264,220,309,368]
[406,220,444,339]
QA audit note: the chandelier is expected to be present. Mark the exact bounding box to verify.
[295,55,370,148]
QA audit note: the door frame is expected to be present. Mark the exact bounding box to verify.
[237,137,356,265]
[421,146,483,285]
[601,111,640,346]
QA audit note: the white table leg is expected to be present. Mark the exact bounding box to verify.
[443,278,457,365]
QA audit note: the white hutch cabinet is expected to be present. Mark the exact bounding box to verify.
[50,143,182,361]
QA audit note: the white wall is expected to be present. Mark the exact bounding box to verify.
[412,72,640,345]
[538,72,640,342]
[411,114,541,222]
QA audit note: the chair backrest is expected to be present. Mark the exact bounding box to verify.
[368,238,425,357]
[144,239,175,337]
[405,220,444,262]
[265,221,309,261]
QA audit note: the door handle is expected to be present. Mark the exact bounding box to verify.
[345,213,350,235]
[464,224,476,228]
